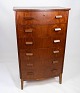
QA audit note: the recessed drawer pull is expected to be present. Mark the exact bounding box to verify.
[54,40,60,43]
[24,17,34,20]
[27,64,33,66]
[26,53,33,56]
[51,69,57,72]
[53,50,59,53]
[27,72,34,75]
[53,69,57,70]
[25,29,33,33]
[26,42,33,45]
[54,28,61,31]
[55,15,62,19]
[53,61,58,64]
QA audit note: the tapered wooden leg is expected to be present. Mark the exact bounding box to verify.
[21,79,23,90]
[59,73,62,84]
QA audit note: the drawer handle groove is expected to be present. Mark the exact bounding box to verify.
[55,15,62,19]
[53,50,59,53]
[53,61,58,64]
[24,17,34,20]
[26,53,33,56]
[25,29,33,33]
[54,28,61,31]
[26,42,33,45]
[27,72,34,75]
[27,64,33,66]
[51,69,57,72]
[54,40,60,43]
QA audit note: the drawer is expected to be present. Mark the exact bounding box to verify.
[19,48,64,61]
[16,11,69,25]
[18,37,65,49]
[17,24,67,39]
[24,11,68,24]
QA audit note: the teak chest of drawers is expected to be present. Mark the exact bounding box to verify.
[14,7,70,89]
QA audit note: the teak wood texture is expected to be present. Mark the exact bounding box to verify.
[14,7,70,89]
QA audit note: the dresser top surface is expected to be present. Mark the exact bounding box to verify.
[13,7,70,11]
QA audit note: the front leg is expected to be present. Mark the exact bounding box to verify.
[59,73,62,84]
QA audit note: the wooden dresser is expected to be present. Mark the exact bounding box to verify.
[14,7,70,89]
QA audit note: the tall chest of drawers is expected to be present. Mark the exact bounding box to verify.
[14,7,70,89]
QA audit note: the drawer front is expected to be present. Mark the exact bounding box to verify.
[16,11,69,25]
[18,37,65,49]
[19,48,64,65]
[17,24,67,38]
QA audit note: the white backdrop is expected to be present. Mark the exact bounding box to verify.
[0,0,80,88]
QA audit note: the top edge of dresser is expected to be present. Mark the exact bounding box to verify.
[13,7,71,11]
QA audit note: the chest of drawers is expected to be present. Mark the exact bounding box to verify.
[14,7,70,89]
